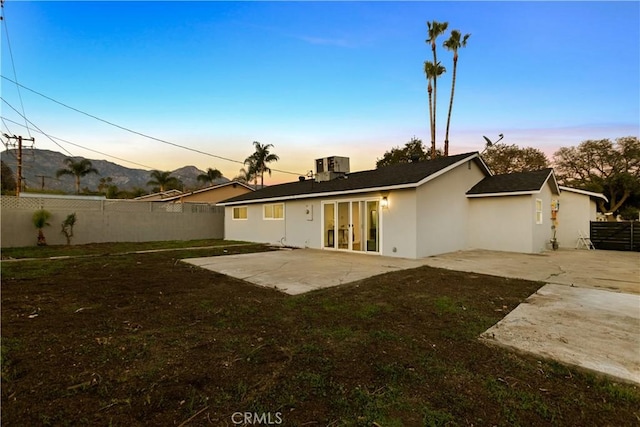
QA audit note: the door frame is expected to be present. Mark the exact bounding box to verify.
[320,197,382,254]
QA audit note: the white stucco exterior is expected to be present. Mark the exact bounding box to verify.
[555,188,601,249]
[224,159,490,259]
[416,159,487,257]
[222,157,603,259]
[467,179,558,253]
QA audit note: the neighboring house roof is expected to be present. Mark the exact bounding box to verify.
[219,152,489,206]
[161,181,254,202]
[134,189,183,201]
[466,168,559,197]
[559,185,608,202]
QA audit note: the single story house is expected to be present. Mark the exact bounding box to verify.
[218,152,604,259]
[161,181,254,204]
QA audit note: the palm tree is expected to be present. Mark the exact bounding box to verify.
[425,20,449,157]
[245,141,279,187]
[233,167,255,184]
[197,168,223,186]
[147,170,179,192]
[32,209,51,246]
[55,158,99,194]
[424,60,446,159]
[443,30,470,157]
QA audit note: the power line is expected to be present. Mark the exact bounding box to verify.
[0,75,304,176]
[1,97,74,156]
[1,1,32,138]
[1,116,157,169]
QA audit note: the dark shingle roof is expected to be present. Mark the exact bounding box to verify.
[466,168,556,196]
[220,152,483,205]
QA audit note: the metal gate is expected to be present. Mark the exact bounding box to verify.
[590,221,640,252]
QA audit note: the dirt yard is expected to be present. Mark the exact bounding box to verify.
[1,242,639,426]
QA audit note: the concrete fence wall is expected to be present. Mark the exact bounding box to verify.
[0,196,224,248]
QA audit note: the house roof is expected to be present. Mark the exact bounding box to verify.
[219,152,488,206]
[134,189,183,201]
[559,185,608,202]
[161,181,254,202]
[466,168,559,197]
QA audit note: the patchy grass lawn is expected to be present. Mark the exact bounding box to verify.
[1,242,638,426]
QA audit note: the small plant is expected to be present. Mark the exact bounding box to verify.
[61,213,77,245]
[32,209,51,246]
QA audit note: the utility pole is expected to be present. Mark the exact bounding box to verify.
[36,175,51,191]
[3,133,35,196]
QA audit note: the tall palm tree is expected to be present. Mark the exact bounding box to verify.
[443,30,470,157]
[245,141,279,187]
[197,167,223,186]
[147,170,179,192]
[426,20,449,157]
[55,158,99,194]
[424,60,446,159]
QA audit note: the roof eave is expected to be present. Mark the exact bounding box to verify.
[466,190,539,198]
[559,185,609,202]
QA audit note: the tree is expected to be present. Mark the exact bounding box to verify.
[55,158,99,194]
[147,170,179,192]
[197,168,223,186]
[1,160,16,193]
[233,167,255,184]
[60,213,77,245]
[32,209,51,246]
[245,141,279,187]
[482,143,549,175]
[426,20,449,158]
[443,29,470,157]
[424,60,446,159]
[376,137,432,168]
[553,137,640,217]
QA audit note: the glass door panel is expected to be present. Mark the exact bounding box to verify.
[337,202,350,249]
[366,201,379,252]
[323,203,335,249]
[351,201,363,251]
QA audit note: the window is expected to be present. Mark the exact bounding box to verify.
[263,203,284,220]
[232,206,247,220]
[535,199,543,224]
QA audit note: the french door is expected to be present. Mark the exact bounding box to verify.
[322,199,379,253]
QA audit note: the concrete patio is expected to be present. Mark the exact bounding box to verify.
[184,247,640,385]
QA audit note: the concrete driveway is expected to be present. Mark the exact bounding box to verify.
[185,247,640,385]
[423,249,639,386]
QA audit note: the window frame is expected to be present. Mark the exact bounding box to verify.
[263,203,284,220]
[535,199,543,225]
[232,206,248,220]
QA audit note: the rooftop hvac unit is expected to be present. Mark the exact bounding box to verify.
[315,156,350,182]
[315,156,350,173]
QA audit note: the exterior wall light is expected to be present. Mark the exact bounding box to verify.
[381,196,389,209]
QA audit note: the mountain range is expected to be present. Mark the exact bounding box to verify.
[0,148,229,194]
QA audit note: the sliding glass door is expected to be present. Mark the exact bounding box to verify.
[322,199,379,253]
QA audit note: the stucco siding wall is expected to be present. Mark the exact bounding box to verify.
[468,195,533,253]
[282,199,321,249]
[531,185,555,253]
[224,204,286,245]
[380,189,417,258]
[416,160,487,257]
[555,191,593,248]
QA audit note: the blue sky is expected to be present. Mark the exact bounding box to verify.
[2,1,639,184]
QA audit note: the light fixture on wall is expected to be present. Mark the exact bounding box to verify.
[380,196,389,209]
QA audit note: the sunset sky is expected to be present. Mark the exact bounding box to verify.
[1,1,638,184]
